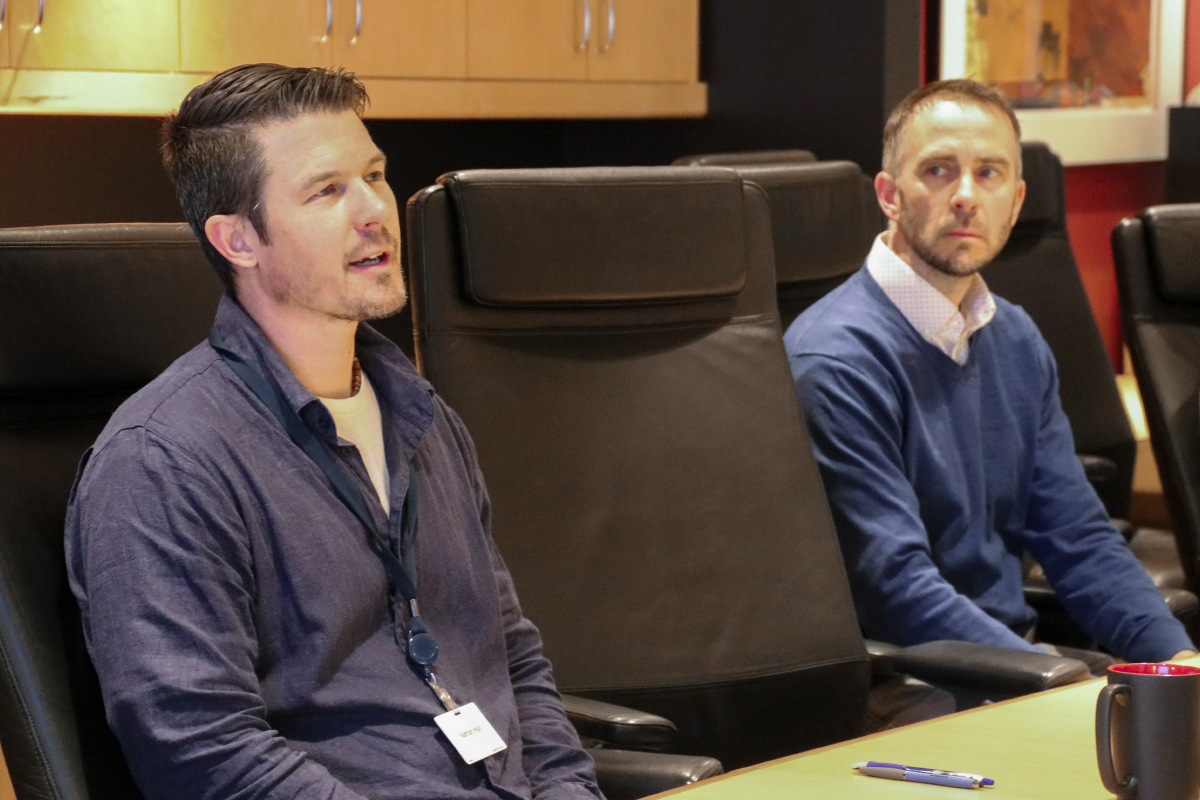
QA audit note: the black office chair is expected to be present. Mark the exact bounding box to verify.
[986,144,1139,527]
[718,161,882,328]
[406,165,1091,770]
[1114,205,1200,598]
[0,223,716,800]
[670,152,883,328]
[0,223,219,800]
[671,149,817,167]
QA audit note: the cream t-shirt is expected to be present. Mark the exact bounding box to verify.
[319,373,390,515]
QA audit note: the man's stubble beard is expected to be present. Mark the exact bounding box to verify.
[896,189,1013,279]
[332,269,407,323]
[266,226,408,323]
[337,227,406,322]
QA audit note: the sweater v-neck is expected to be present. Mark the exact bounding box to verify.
[860,267,985,380]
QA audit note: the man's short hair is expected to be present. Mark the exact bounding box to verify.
[881,79,1022,177]
[161,64,369,295]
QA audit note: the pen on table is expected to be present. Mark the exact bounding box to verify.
[853,761,995,789]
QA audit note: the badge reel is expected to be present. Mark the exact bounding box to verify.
[407,601,507,765]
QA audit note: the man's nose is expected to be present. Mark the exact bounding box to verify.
[951,173,980,214]
[352,182,390,231]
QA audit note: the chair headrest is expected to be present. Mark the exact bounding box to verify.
[1016,141,1064,226]
[440,166,749,307]
[0,223,222,394]
[670,149,817,167]
[1142,204,1200,302]
[730,161,879,285]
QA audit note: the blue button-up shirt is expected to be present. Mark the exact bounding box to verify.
[66,296,601,800]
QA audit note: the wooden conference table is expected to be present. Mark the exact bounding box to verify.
[648,656,1200,800]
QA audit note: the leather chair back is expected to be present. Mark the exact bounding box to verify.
[670,153,883,329]
[406,166,871,770]
[0,223,222,800]
[983,142,1136,519]
[727,162,882,328]
[671,149,816,167]
[1114,206,1200,581]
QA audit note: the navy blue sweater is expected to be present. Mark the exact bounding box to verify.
[786,267,1192,662]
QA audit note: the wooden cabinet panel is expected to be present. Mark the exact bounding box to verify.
[587,0,697,82]
[334,0,466,78]
[181,0,332,73]
[466,0,586,81]
[0,4,9,69]
[7,0,177,72]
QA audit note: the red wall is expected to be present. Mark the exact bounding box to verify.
[1064,162,1164,370]
[1061,0,1200,371]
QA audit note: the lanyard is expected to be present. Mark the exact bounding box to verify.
[209,334,457,710]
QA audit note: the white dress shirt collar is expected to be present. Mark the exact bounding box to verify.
[865,233,996,365]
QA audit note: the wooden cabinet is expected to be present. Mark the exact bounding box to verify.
[0,0,704,117]
[466,0,586,80]
[181,0,331,73]
[182,0,467,79]
[586,0,697,82]
[334,0,466,79]
[7,0,177,71]
[0,3,9,69]
[467,0,697,83]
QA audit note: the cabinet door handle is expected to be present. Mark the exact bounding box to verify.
[575,0,591,52]
[350,0,362,45]
[0,0,6,31]
[600,0,614,52]
[34,0,44,32]
[322,0,332,41]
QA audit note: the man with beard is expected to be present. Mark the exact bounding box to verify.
[65,64,602,800]
[785,79,1195,663]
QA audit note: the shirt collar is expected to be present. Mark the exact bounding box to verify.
[208,294,436,458]
[865,233,996,365]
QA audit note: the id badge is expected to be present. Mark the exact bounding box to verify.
[434,702,508,764]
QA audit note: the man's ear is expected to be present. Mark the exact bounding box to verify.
[875,171,901,224]
[1009,177,1027,228]
[204,214,261,271]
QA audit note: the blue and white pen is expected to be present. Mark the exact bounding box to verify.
[853,761,995,789]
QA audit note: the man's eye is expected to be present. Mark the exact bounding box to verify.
[311,185,337,200]
[366,170,385,183]
[927,165,947,177]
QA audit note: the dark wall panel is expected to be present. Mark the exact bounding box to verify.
[0,116,180,228]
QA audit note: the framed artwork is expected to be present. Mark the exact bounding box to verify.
[940,0,1184,164]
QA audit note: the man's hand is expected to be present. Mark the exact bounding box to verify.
[1170,650,1198,661]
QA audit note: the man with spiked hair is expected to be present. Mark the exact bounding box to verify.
[785,79,1195,664]
[66,63,602,800]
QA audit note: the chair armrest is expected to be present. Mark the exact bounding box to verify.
[561,694,678,750]
[1078,454,1119,491]
[892,640,1090,695]
[864,639,902,676]
[589,748,723,800]
[1111,518,1136,543]
[1023,576,1059,612]
[1162,587,1199,620]
[1027,575,1196,621]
